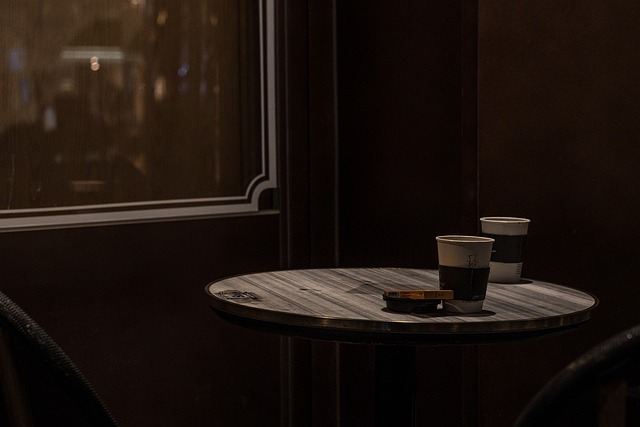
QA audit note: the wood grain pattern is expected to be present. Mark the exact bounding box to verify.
[206,268,597,339]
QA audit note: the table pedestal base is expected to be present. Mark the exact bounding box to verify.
[375,346,417,426]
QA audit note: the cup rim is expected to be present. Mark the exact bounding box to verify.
[480,216,530,224]
[436,235,495,243]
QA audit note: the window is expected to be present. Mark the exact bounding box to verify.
[0,0,276,229]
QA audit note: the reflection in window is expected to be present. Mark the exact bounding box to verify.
[0,0,275,227]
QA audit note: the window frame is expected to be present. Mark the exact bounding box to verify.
[0,0,277,231]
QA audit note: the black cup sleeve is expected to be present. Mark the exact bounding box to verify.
[438,266,490,301]
[481,233,527,263]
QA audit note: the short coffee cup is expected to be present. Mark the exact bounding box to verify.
[436,235,494,313]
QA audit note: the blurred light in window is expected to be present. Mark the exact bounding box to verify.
[90,56,100,71]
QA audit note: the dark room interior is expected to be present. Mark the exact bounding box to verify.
[0,0,638,426]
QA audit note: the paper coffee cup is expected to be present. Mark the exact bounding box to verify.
[436,235,494,313]
[480,217,530,283]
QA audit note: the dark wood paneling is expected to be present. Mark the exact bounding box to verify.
[336,2,480,426]
[337,0,472,269]
[478,1,640,425]
[277,1,342,425]
[278,0,311,269]
[0,215,282,426]
[308,0,339,268]
[279,0,339,269]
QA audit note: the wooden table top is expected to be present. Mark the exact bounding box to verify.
[205,268,598,344]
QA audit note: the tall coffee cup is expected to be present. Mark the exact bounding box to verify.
[480,217,530,283]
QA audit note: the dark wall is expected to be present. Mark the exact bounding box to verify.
[338,1,640,426]
[478,1,640,424]
[337,1,481,425]
[338,0,475,269]
[0,216,282,426]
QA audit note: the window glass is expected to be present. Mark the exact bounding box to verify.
[0,0,275,228]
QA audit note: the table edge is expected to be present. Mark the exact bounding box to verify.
[205,269,598,339]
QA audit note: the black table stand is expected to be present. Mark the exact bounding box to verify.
[375,345,417,426]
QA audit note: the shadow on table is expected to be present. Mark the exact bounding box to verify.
[381,308,497,318]
[489,279,534,285]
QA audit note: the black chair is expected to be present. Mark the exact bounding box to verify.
[0,291,119,426]
[514,323,640,427]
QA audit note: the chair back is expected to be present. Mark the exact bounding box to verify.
[0,291,118,426]
[515,323,640,427]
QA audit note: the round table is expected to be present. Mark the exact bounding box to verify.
[205,268,598,425]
